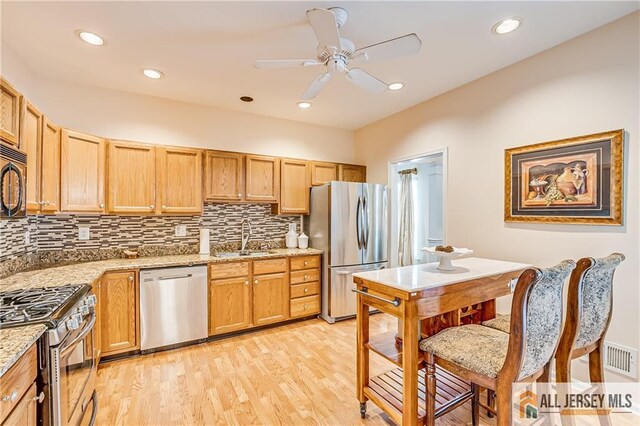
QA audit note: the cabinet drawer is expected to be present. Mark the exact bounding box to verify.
[0,344,36,424]
[290,295,320,318]
[290,268,320,285]
[209,262,249,280]
[290,282,320,299]
[253,258,287,275]
[290,255,320,271]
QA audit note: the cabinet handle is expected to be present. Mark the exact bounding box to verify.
[254,279,258,284]
[237,193,242,197]
[161,205,167,210]
[2,390,18,402]
[32,392,45,403]
[99,204,104,208]
[128,276,134,282]
[149,205,155,209]
[247,193,252,197]
[245,280,249,285]
[304,287,309,293]
[304,274,308,280]
[304,304,308,309]
[304,261,309,266]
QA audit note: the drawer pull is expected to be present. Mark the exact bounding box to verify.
[254,279,258,284]
[128,276,134,282]
[304,288,308,293]
[304,261,308,266]
[304,304,308,309]
[245,280,249,285]
[304,274,308,280]
[2,390,18,402]
[33,392,45,403]
[352,288,401,307]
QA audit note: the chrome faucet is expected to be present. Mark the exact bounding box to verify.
[240,219,253,252]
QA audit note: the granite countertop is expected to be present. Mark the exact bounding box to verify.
[0,248,323,292]
[0,325,47,377]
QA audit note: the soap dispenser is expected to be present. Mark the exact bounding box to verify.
[285,223,298,248]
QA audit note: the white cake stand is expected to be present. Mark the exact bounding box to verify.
[421,247,474,271]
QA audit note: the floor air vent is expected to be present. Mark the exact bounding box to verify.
[604,341,637,378]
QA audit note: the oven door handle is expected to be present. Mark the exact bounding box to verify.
[59,314,96,357]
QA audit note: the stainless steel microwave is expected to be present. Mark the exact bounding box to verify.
[0,143,27,218]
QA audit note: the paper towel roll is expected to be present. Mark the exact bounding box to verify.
[199,228,210,255]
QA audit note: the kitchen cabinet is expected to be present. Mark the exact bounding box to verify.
[310,161,337,186]
[289,255,321,318]
[107,141,156,214]
[0,344,37,425]
[1,383,37,426]
[253,272,289,325]
[92,281,102,362]
[60,130,106,213]
[338,164,366,183]
[39,118,61,213]
[156,146,202,214]
[204,150,243,202]
[277,158,310,214]
[100,270,139,356]
[0,77,21,146]
[19,100,43,213]
[209,262,251,335]
[245,154,279,202]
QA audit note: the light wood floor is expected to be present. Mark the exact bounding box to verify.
[95,314,495,425]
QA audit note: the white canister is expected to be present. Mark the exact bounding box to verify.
[199,228,210,255]
[285,224,298,249]
[297,232,309,249]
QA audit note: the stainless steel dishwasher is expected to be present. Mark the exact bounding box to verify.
[140,265,208,352]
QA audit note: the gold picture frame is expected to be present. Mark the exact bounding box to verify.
[504,129,624,225]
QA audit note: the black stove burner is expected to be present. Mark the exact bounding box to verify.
[0,284,90,328]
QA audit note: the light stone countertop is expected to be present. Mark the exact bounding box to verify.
[0,324,47,377]
[0,248,323,292]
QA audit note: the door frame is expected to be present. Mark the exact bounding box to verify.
[387,147,448,267]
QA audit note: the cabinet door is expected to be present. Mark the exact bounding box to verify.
[157,147,202,214]
[40,118,61,213]
[209,277,251,335]
[2,383,37,426]
[245,154,279,202]
[19,100,43,213]
[338,164,366,183]
[60,130,106,213]
[278,159,309,214]
[92,282,102,362]
[106,141,156,214]
[204,151,243,201]
[0,77,21,146]
[253,272,289,326]
[100,271,138,356]
[310,161,337,186]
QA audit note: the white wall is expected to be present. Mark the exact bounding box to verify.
[0,42,355,163]
[355,12,640,382]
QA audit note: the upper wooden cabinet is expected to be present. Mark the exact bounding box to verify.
[0,77,21,146]
[338,164,366,183]
[40,118,61,213]
[60,130,106,213]
[19,100,43,213]
[310,161,337,186]
[245,154,279,202]
[277,158,310,215]
[157,146,203,214]
[107,141,156,214]
[204,150,243,202]
[100,270,139,356]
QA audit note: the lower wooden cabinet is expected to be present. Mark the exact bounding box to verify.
[0,344,37,426]
[253,272,289,326]
[2,383,37,426]
[99,270,139,356]
[209,276,252,335]
[92,281,102,362]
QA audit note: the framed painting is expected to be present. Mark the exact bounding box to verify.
[504,129,624,225]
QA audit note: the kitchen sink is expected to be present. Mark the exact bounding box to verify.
[214,250,274,258]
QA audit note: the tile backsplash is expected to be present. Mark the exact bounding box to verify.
[1,203,300,263]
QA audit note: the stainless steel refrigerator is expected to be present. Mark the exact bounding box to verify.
[307,181,388,323]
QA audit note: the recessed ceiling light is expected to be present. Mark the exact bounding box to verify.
[76,30,105,46]
[492,18,522,35]
[388,82,405,91]
[240,96,254,103]
[142,68,164,79]
[297,101,312,109]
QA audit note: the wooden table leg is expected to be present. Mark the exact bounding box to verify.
[356,292,370,417]
[402,300,419,426]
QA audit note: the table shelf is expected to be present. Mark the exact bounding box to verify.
[366,331,425,368]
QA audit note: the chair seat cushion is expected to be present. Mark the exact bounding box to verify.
[419,324,509,378]
[482,314,511,333]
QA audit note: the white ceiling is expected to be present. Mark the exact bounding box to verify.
[2,1,638,130]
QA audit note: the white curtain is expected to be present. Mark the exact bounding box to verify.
[398,173,414,266]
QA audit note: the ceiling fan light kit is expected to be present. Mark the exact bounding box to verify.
[254,6,422,103]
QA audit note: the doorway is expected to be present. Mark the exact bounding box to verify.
[388,148,447,267]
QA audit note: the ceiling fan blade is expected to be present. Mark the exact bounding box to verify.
[346,68,388,94]
[353,33,422,63]
[306,8,342,51]
[254,59,322,69]
[301,72,333,100]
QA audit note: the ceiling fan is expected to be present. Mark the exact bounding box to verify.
[254,7,422,100]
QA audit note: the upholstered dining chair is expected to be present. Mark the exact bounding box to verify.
[420,260,575,426]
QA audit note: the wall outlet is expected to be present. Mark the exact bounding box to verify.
[78,227,90,241]
[175,225,187,237]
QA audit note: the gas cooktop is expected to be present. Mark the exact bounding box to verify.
[0,284,90,328]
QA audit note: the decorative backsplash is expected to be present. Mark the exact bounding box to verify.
[1,203,300,264]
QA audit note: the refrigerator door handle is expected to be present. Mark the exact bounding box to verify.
[356,196,362,249]
[363,197,369,249]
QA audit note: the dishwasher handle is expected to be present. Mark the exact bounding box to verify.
[157,274,192,280]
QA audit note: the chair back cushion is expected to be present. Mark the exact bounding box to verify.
[574,253,625,349]
[518,260,574,380]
